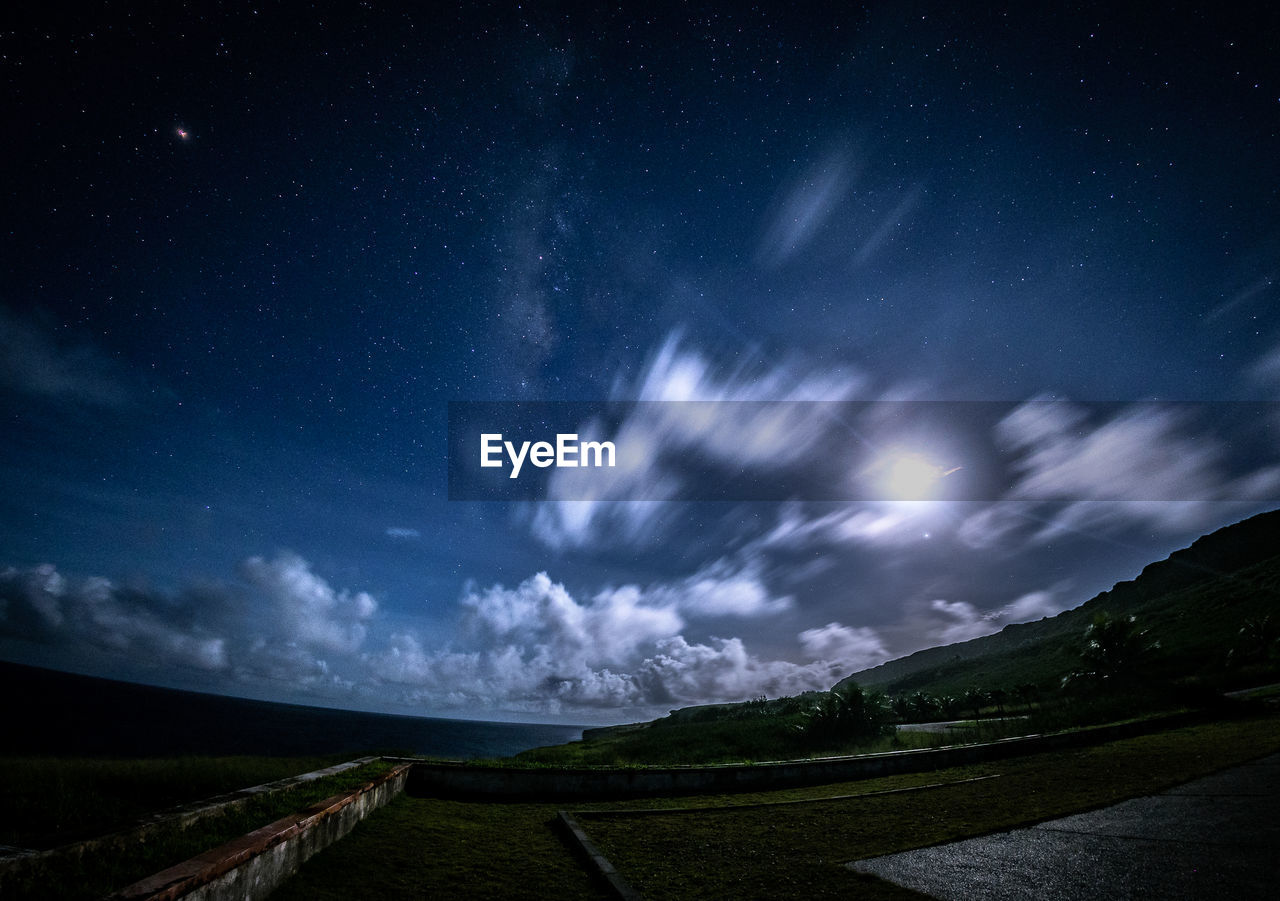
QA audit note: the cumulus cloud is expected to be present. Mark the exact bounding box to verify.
[241,553,377,655]
[0,552,380,690]
[460,572,683,666]
[365,570,832,714]
[0,564,227,671]
[2,551,833,716]
[635,636,840,704]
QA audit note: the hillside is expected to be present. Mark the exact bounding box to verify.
[835,508,1280,698]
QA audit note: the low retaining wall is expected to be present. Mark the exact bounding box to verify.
[407,711,1205,800]
[0,757,380,897]
[112,762,410,901]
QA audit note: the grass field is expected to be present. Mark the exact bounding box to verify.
[0,757,396,901]
[273,711,1280,900]
[0,753,362,849]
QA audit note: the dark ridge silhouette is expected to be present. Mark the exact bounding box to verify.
[835,508,1280,697]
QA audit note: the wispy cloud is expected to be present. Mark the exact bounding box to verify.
[0,306,135,406]
[798,622,891,671]
[894,586,1070,649]
[531,333,865,548]
[757,151,854,267]
[995,399,1280,537]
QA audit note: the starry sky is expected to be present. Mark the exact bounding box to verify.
[2,1,1279,724]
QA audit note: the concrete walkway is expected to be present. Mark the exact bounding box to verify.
[849,753,1280,900]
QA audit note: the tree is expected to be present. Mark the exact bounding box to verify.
[909,691,941,722]
[1228,615,1279,668]
[803,683,893,744]
[938,694,961,719]
[1017,683,1040,710]
[1063,612,1159,689]
[962,687,989,721]
[891,695,911,720]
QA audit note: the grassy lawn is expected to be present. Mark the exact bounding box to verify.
[0,757,397,901]
[0,753,361,849]
[276,712,1280,900]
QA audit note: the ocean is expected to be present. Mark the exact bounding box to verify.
[1,662,585,759]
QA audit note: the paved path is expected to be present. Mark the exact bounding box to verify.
[848,753,1280,900]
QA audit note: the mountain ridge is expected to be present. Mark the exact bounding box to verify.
[835,508,1280,697]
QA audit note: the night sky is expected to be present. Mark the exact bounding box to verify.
[3,2,1279,724]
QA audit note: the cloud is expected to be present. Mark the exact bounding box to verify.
[997,402,1222,502]
[761,502,938,550]
[798,622,891,670]
[634,636,840,705]
[241,553,377,655]
[531,334,865,548]
[903,588,1069,647]
[0,564,228,671]
[365,569,834,714]
[757,152,853,266]
[0,306,134,405]
[648,558,793,618]
[956,504,1032,549]
[7,551,1039,718]
[1250,341,1280,389]
[851,184,924,269]
[460,571,683,666]
[0,553,379,688]
[995,400,1280,538]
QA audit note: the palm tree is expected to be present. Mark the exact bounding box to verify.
[891,695,911,721]
[804,683,892,743]
[1228,615,1279,667]
[1064,612,1158,688]
[1017,683,1039,709]
[909,691,940,721]
[939,694,961,719]
[962,687,988,721]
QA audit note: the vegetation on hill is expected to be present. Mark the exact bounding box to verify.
[835,509,1280,700]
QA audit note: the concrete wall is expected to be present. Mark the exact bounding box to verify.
[407,712,1204,800]
[0,757,381,898]
[113,763,409,901]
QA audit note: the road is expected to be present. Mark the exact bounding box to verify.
[849,752,1280,899]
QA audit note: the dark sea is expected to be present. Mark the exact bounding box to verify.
[1,662,584,759]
